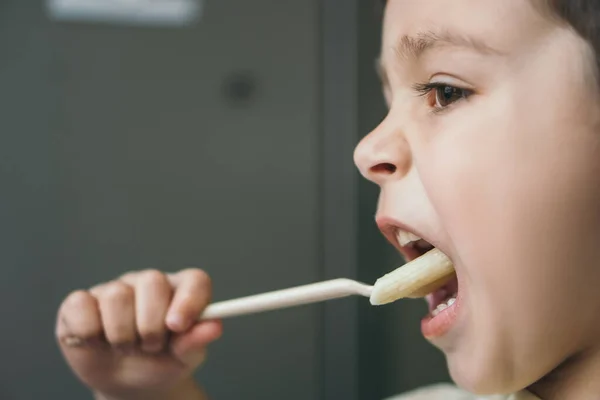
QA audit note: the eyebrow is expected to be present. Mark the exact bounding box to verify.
[375,30,502,82]
[395,30,501,61]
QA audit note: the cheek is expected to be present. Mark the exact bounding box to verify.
[412,110,600,393]
[417,107,520,278]
[422,94,597,303]
[418,87,600,282]
[418,88,600,374]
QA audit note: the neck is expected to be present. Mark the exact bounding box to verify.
[528,345,600,400]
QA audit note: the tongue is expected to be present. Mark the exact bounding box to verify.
[426,275,458,312]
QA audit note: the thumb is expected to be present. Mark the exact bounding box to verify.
[170,320,223,368]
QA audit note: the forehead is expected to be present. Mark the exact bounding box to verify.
[380,0,553,65]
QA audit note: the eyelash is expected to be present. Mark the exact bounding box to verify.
[412,82,473,113]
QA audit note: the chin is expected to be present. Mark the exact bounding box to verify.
[444,349,522,396]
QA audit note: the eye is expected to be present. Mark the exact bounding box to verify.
[435,85,469,107]
[413,82,473,112]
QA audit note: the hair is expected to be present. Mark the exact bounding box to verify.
[379,0,600,76]
[543,0,600,77]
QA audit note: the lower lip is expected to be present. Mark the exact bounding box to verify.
[420,294,461,339]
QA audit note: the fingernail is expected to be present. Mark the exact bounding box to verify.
[167,313,186,330]
[63,335,86,348]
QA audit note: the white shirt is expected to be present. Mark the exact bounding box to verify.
[386,384,541,400]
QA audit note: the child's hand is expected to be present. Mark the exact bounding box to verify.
[55,269,222,399]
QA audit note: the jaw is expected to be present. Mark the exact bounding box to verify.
[528,329,600,399]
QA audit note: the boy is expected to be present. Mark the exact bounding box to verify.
[56,0,600,399]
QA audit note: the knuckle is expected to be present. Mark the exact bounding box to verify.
[184,268,211,287]
[58,291,102,340]
[119,271,137,282]
[140,269,169,287]
[102,282,133,304]
[63,290,94,311]
[177,293,200,308]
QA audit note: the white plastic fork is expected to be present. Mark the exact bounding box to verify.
[199,279,373,320]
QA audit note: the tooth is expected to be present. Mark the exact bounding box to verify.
[436,303,448,312]
[431,308,440,317]
[370,248,456,305]
[397,230,421,246]
[447,298,456,306]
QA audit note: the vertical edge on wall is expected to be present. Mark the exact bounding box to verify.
[319,0,359,399]
[356,1,390,398]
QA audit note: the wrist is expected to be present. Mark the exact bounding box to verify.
[94,378,207,400]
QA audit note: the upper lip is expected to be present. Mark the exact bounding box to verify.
[375,216,440,261]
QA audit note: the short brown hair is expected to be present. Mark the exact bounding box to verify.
[547,0,600,74]
[379,0,600,75]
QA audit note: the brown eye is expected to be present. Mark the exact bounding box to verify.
[434,85,470,108]
[412,81,473,112]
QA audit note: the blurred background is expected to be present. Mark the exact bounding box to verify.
[0,0,450,399]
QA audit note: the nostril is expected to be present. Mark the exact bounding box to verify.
[371,163,397,174]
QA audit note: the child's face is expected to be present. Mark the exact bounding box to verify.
[355,0,600,394]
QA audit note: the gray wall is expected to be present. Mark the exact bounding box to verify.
[0,1,450,399]
[2,1,323,399]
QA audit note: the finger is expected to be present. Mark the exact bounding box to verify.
[56,290,103,349]
[121,270,173,353]
[170,320,223,367]
[90,281,136,350]
[165,269,212,332]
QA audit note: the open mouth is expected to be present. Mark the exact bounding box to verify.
[395,229,459,314]
[372,216,460,323]
[425,273,458,317]
[375,217,461,338]
[397,229,437,261]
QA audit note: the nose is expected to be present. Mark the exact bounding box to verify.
[353,118,412,185]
